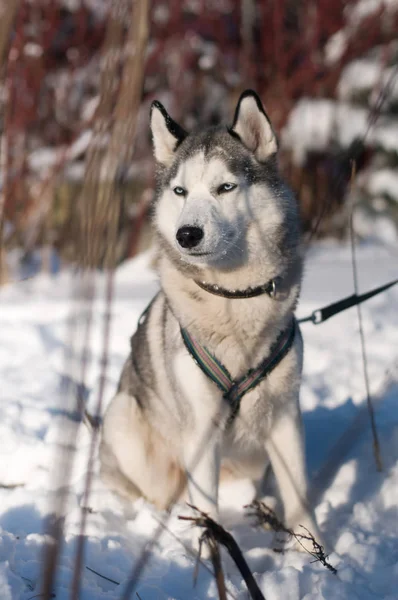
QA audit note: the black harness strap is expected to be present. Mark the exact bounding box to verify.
[298,278,398,325]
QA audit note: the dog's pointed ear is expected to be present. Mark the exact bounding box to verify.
[230,90,278,161]
[150,101,187,166]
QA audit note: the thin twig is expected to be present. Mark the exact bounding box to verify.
[86,565,120,586]
[348,161,383,472]
[246,501,337,575]
[297,525,337,574]
[71,269,114,594]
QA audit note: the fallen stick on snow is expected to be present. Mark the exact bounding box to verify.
[85,565,120,586]
[179,504,266,600]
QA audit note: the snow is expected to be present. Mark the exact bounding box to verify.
[325,1,398,65]
[347,0,398,22]
[362,168,398,201]
[282,99,398,164]
[28,147,63,174]
[324,30,348,65]
[338,60,382,100]
[354,211,398,244]
[67,131,93,161]
[338,59,398,104]
[1,242,398,599]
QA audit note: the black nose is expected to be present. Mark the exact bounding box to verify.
[176,226,204,249]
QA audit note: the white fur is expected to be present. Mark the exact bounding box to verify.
[155,153,284,271]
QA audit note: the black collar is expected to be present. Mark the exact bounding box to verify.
[195,278,278,299]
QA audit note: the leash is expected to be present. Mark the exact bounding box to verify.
[181,319,296,428]
[298,278,398,325]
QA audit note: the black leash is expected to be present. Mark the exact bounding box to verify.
[298,278,398,325]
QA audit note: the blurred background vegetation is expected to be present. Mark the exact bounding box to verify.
[1,0,397,281]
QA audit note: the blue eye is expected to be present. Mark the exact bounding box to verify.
[173,186,186,196]
[217,183,237,194]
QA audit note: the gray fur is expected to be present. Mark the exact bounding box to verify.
[100,90,324,555]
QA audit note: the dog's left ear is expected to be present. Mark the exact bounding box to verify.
[231,90,278,161]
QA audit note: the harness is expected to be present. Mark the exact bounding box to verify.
[181,319,296,428]
[136,274,397,429]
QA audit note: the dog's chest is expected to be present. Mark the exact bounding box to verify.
[190,307,278,379]
[172,344,275,434]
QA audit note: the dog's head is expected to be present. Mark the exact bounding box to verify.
[150,90,300,277]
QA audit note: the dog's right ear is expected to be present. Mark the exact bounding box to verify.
[230,90,278,162]
[150,101,187,166]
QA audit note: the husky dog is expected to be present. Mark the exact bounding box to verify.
[100,90,323,553]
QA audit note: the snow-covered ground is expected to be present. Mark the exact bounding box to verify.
[1,241,398,600]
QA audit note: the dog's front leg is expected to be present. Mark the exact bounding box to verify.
[265,403,324,552]
[182,424,221,556]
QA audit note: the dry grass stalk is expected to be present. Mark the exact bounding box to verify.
[78,0,149,270]
[69,0,150,598]
[348,161,383,472]
[0,0,20,285]
[246,501,337,575]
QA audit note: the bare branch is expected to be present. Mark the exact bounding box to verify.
[180,505,266,600]
[86,565,120,586]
